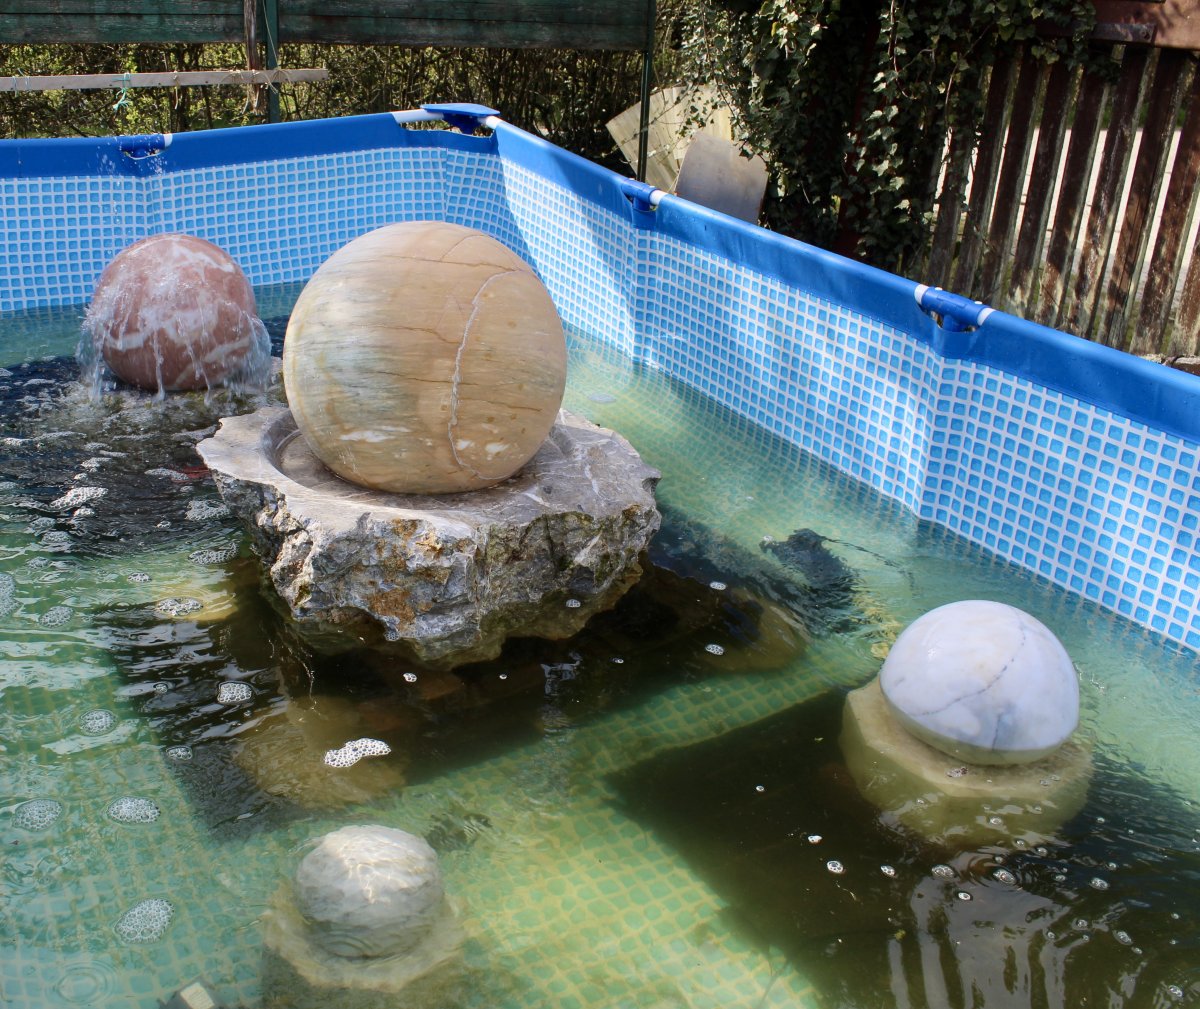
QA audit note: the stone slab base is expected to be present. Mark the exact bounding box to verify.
[841,677,1092,849]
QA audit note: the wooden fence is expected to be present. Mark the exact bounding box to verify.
[921,1,1200,357]
[0,0,653,50]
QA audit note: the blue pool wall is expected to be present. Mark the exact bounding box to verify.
[5,112,1200,650]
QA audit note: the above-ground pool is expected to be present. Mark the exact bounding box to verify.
[2,107,1199,1009]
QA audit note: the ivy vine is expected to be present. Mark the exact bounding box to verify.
[680,0,1105,270]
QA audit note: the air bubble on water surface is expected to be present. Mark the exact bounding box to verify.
[106,797,160,824]
[156,597,201,617]
[826,861,845,875]
[955,891,972,901]
[932,864,955,879]
[13,798,64,830]
[39,606,73,627]
[403,672,418,683]
[113,899,173,943]
[705,643,725,656]
[77,709,116,735]
[880,865,897,877]
[185,500,229,521]
[188,545,236,565]
[1090,877,1110,891]
[164,745,192,761]
[992,868,1017,885]
[216,682,252,704]
[709,581,727,591]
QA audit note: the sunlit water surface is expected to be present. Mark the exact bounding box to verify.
[1,288,1198,1009]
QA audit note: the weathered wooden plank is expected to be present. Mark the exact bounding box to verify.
[978,49,1041,304]
[1092,0,1200,50]
[951,54,1017,296]
[1,12,243,43]
[278,0,648,49]
[1007,59,1073,314]
[1037,62,1108,328]
[0,0,651,48]
[1176,224,1200,352]
[0,69,329,92]
[1063,44,1149,339]
[924,125,974,290]
[278,12,648,49]
[1098,49,1188,349]
[1140,66,1200,355]
[0,0,234,11]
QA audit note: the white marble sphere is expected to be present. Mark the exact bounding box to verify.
[87,233,266,392]
[294,825,446,959]
[283,221,567,494]
[879,600,1078,765]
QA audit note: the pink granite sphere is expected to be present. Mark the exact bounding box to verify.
[283,221,567,494]
[87,234,265,392]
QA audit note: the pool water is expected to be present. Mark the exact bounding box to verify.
[1,291,1198,1009]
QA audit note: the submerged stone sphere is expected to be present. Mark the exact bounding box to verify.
[879,600,1078,765]
[87,233,265,392]
[283,221,567,494]
[294,825,446,959]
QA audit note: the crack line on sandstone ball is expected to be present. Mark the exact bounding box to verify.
[448,269,523,482]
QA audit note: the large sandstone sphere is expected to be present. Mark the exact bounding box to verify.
[87,233,266,392]
[879,600,1078,765]
[294,825,446,959]
[283,221,567,494]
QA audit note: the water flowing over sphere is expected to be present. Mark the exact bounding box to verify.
[879,599,1079,765]
[283,221,567,494]
[86,234,267,392]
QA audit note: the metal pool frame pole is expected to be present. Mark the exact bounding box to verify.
[636,0,657,182]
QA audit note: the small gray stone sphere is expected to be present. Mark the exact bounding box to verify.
[879,600,1079,765]
[294,824,445,959]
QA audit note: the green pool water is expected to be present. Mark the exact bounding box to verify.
[1,293,1198,1009]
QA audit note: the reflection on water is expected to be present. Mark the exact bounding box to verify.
[613,690,1200,1009]
[1,302,1198,1008]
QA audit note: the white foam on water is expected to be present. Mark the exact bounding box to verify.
[39,605,74,627]
[78,709,116,735]
[155,597,202,617]
[164,745,192,761]
[106,796,161,824]
[185,500,230,522]
[216,681,252,704]
[322,737,392,768]
[0,572,15,617]
[41,530,71,546]
[113,898,173,943]
[49,486,107,510]
[13,798,64,830]
[144,467,189,482]
[127,572,151,583]
[188,544,236,565]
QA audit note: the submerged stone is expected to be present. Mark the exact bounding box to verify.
[198,406,660,667]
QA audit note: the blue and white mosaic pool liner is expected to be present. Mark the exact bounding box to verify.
[4,109,1200,649]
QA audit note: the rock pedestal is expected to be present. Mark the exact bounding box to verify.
[262,825,463,1009]
[197,406,660,667]
[841,678,1092,848]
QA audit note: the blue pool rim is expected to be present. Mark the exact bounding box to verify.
[2,107,1200,647]
[4,110,1196,447]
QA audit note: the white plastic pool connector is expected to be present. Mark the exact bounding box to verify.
[389,109,504,131]
[390,109,441,125]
